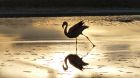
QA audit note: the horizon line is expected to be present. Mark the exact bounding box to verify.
[0,40,87,44]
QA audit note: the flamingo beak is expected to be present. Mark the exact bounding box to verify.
[62,24,64,29]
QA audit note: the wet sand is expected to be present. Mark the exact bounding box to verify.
[0,40,140,78]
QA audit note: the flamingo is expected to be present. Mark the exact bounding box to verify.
[63,54,88,71]
[62,21,95,54]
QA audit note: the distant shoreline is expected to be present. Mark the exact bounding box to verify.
[0,8,140,17]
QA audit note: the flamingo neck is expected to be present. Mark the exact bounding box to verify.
[63,56,68,70]
[64,25,69,37]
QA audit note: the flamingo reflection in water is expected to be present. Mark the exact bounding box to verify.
[62,21,95,70]
[63,54,88,71]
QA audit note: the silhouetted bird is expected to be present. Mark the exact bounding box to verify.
[62,21,95,54]
[63,54,88,71]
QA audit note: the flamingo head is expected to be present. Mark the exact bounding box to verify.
[62,21,68,29]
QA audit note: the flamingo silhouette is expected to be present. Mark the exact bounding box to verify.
[63,54,88,71]
[62,21,95,54]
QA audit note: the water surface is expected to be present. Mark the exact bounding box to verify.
[0,16,140,78]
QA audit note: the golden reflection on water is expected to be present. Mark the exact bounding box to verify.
[0,16,140,78]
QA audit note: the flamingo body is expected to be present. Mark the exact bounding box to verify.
[62,21,88,38]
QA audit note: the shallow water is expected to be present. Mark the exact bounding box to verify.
[0,16,140,78]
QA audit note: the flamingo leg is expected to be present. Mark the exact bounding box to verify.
[81,34,95,58]
[81,46,94,58]
[76,38,77,54]
[82,34,95,48]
